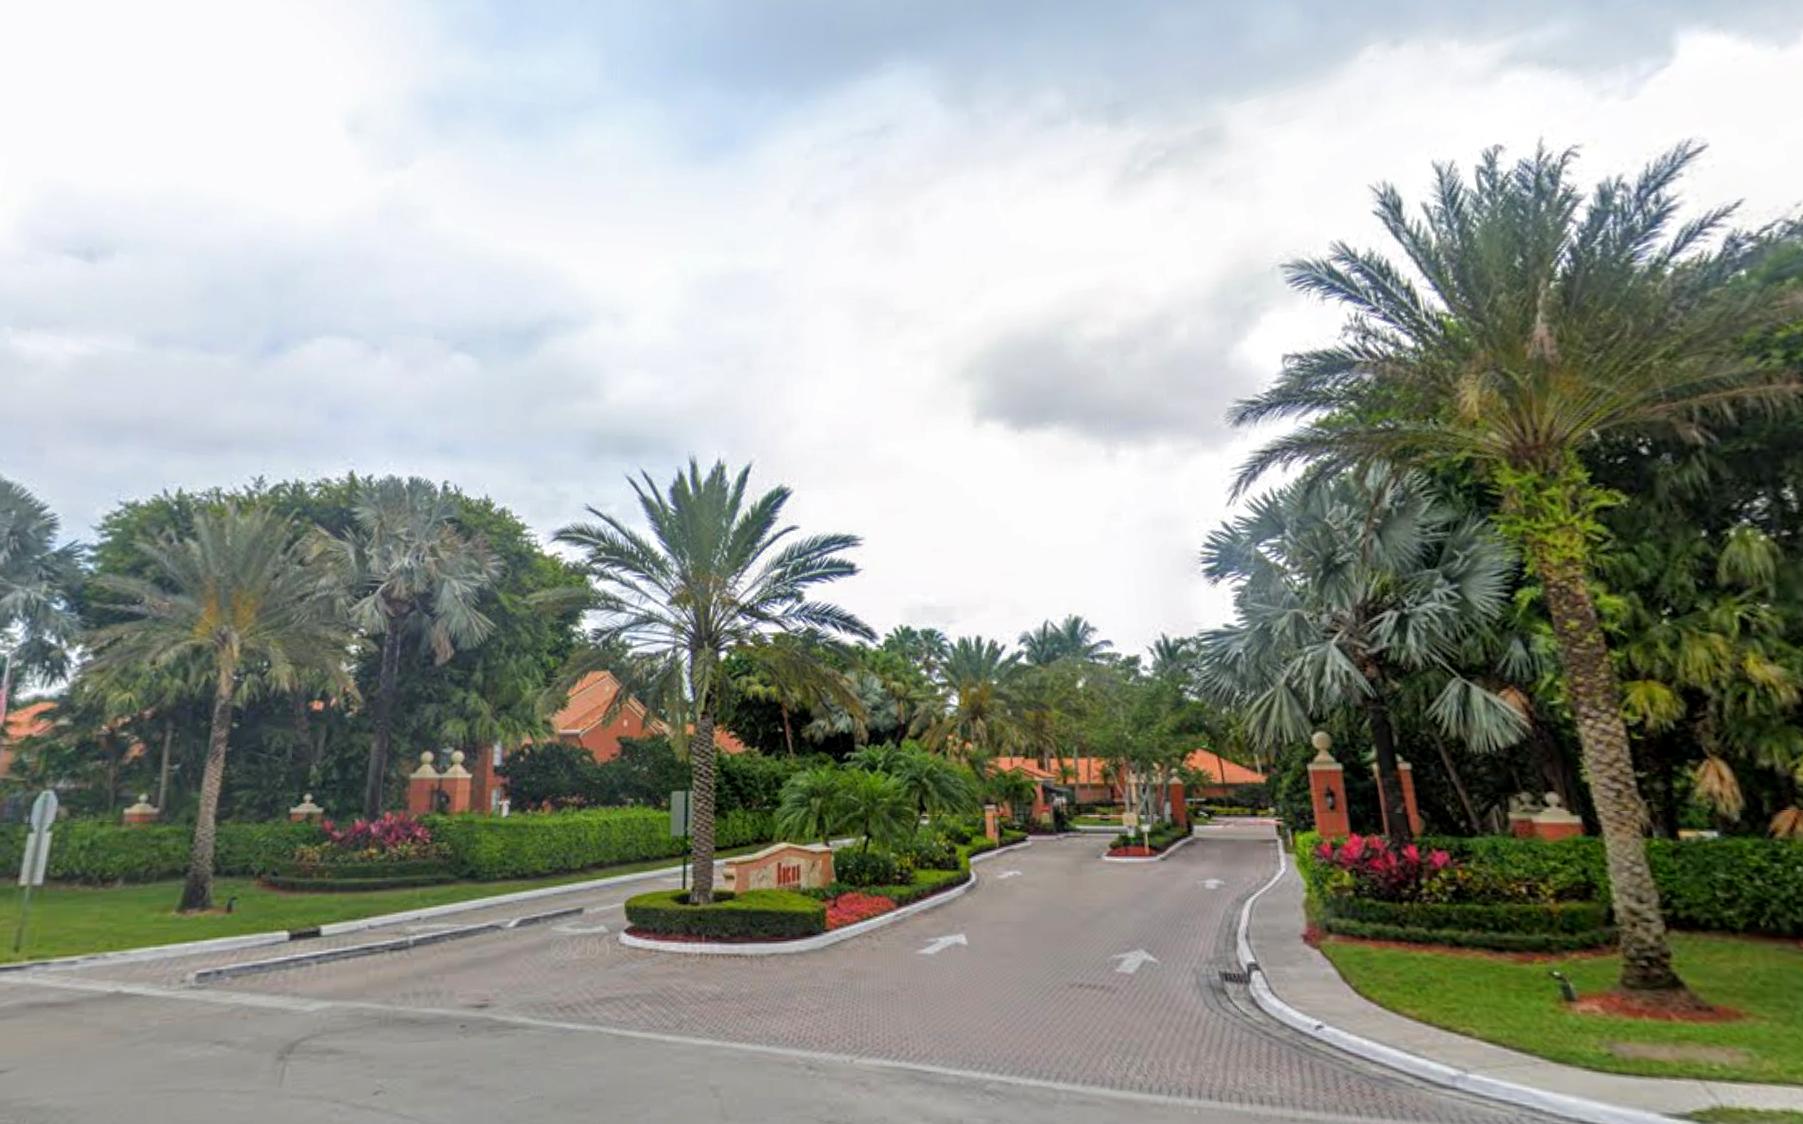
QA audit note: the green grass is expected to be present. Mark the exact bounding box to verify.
[0,845,767,965]
[1687,1110,1803,1123]
[1320,932,1803,1086]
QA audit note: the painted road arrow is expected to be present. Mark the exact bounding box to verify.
[1200,878,1225,890]
[1111,949,1159,975]
[995,870,1022,880]
[918,934,968,955]
[553,921,611,935]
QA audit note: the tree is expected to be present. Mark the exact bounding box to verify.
[1198,469,1525,843]
[853,742,976,830]
[1018,615,1113,666]
[931,636,1022,760]
[556,459,871,903]
[1148,635,1197,686]
[1229,143,1803,992]
[837,768,914,852]
[882,625,951,682]
[324,477,499,818]
[775,765,848,844]
[86,507,352,911]
[0,476,82,740]
[986,767,1037,822]
[734,633,864,755]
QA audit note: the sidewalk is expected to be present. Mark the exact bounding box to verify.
[1248,859,1803,1119]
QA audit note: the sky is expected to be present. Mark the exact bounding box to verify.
[4,1,1803,655]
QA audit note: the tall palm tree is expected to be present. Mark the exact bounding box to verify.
[0,476,82,739]
[1198,469,1524,843]
[1018,615,1113,666]
[931,636,1022,760]
[556,459,872,903]
[1229,143,1803,992]
[86,507,352,912]
[324,477,498,817]
[1149,634,1197,685]
[735,633,865,755]
[882,625,951,682]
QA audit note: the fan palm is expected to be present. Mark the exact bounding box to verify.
[1230,143,1803,991]
[556,459,872,903]
[86,507,352,911]
[0,476,83,731]
[322,477,498,817]
[1198,468,1525,844]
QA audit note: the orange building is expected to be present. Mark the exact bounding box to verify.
[990,749,1265,807]
[0,700,55,780]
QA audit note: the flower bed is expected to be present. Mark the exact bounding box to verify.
[825,891,897,929]
[1108,820,1189,856]
[263,813,454,892]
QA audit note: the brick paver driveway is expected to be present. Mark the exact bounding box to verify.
[10,822,1553,1123]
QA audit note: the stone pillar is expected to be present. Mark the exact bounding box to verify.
[1168,780,1188,830]
[1306,733,1350,839]
[441,750,473,814]
[122,794,159,827]
[1530,792,1584,841]
[983,803,1000,844]
[1507,792,1539,838]
[1372,759,1424,837]
[406,751,442,816]
[289,793,325,824]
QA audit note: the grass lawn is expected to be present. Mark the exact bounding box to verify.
[1320,932,1803,1086]
[0,846,765,965]
[1687,1111,1803,1123]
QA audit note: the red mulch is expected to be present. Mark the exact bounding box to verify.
[826,892,897,930]
[1572,990,1743,1022]
[1108,845,1155,857]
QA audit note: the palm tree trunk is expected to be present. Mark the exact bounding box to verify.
[1364,691,1414,845]
[780,703,795,756]
[1433,737,1483,834]
[688,706,718,903]
[364,625,403,818]
[179,658,235,912]
[157,723,174,811]
[1536,550,1682,993]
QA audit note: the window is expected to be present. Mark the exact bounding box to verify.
[491,742,503,770]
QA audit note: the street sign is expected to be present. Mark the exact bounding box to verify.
[14,789,55,953]
[669,790,690,838]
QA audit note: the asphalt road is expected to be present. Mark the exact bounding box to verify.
[0,823,1557,1124]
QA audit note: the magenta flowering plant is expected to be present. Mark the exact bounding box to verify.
[1313,834,1453,902]
[320,812,435,853]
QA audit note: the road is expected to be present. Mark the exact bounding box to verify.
[0,823,1555,1123]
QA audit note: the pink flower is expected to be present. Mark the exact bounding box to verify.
[1429,850,1451,870]
[1402,843,1420,864]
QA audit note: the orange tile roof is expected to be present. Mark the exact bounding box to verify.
[1184,748,1265,785]
[3,700,55,742]
[989,756,1111,785]
[551,670,750,755]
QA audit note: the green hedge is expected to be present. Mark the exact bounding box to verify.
[275,859,453,880]
[0,820,321,884]
[624,888,825,940]
[426,807,773,880]
[1319,916,1616,952]
[262,871,456,893]
[1113,821,1188,851]
[1321,895,1609,935]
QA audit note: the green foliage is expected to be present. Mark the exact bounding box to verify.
[0,820,320,884]
[498,742,605,808]
[1320,916,1615,952]
[426,807,772,881]
[718,750,808,812]
[833,849,904,888]
[895,834,960,871]
[1322,895,1608,935]
[623,888,825,940]
[1111,820,1189,852]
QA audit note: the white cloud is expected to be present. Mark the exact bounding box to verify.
[3,6,1802,654]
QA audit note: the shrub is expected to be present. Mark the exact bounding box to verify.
[1112,820,1188,852]
[0,819,320,884]
[498,742,605,809]
[835,849,904,888]
[1319,916,1615,952]
[624,888,825,940]
[1321,896,1609,936]
[427,807,772,880]
[897,835,959,872]
[1314,834,1454,902]
[999,827,1028,847]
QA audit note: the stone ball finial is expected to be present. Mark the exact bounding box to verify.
[451,750,465,765]
[1311,730,1332,752]
[1544,791,1564,809]
[138,794,149,803]
[420,750,435,765]
[303,793,314,803]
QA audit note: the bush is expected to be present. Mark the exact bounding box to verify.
[897,835,960,872]
[1112,820,1188,852]
[0,819,321,884]
[1322,896,1609,936]
[624,888,825,940]
[1313,834,1455,902]
[1319,917,1615,952]
[426,807,772,880]
[999,828,1028,847]
[498,742,605,809]
[835,849,904,888]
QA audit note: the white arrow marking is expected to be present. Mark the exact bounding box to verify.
[553,922,611,935]
[1111,949,1159,975]
[1200,878,1225,890]
[995,870,1022,880]
[918,934,968,956]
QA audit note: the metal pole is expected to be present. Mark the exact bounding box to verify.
[11,883,32,954]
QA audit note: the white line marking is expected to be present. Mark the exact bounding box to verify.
[917,934,967,956]
[994,870,1022,880]
[1200,878,1225,890]
[553,922,611,935]
[1111,949,1158,975]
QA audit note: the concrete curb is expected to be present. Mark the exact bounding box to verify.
[620,838,1032,957]
[1100,832,1196,864]
[0,930,294,975]
[1234,840,1679,1124]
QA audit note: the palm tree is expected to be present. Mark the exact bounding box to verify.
[735,633,865,755]
[775,766,848,845]
[931,636,1022,760]
[861,745,976,831]
[324,477,498,818]
[86,507,352,911]
[1198,468,1525,844]
[0,476,82,741]
[1229,143,1803,992]
[1149,635,1197,686]
[882,625,951,682]
[556,459,872,903]
[838,768,915,853]
[1018,615,1113,666]
[987,767,1038,822]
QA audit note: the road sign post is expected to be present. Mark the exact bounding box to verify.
[670,789,691,893]
[14,789,57,954]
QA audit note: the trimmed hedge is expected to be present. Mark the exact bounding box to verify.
[1112,820,1188,852]
[624,888,825,940]
[1321,895,1609,936]
[426,807,773,880]
[274,858,454,881]
[262,871,456,893]
[1320,916,1616,952]
[0,820,321,884]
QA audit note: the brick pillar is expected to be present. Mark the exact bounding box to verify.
[121,794,159,828]
[1168,781,1188,830]
[983,803,1000,844]
[441,750,473,814]
[1530,792,1584,841]
[406,752,442,815]
[1372,760,1424,837]
[1307,745,1350,839]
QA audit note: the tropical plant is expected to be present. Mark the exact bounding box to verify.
[987,766,1038,821]
[1148,634,1197,686]
[734,632,866,755]
[1229,142,1803,991]
[836,767,915,852]
[85,506,353,911]
[864,744,977,830]
[555,459,872,903]
[882,625,951,682]
[322,477,499,818]
[1018,615,1113,666]
[1198,468,1526,843]
[0,476,83,732]
[930,636,1022,759]
[775,765,848,844]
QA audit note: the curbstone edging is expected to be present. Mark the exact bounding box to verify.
[1100,832,1196,864]
[620,837,1033,957]
[1234,840,1680,1124]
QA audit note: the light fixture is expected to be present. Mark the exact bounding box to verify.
[1324,787,1337,812]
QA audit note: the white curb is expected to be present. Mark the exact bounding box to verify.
[1234,840,1679,1124]
[620,838,1032,956]
[1100,831,1196,863]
